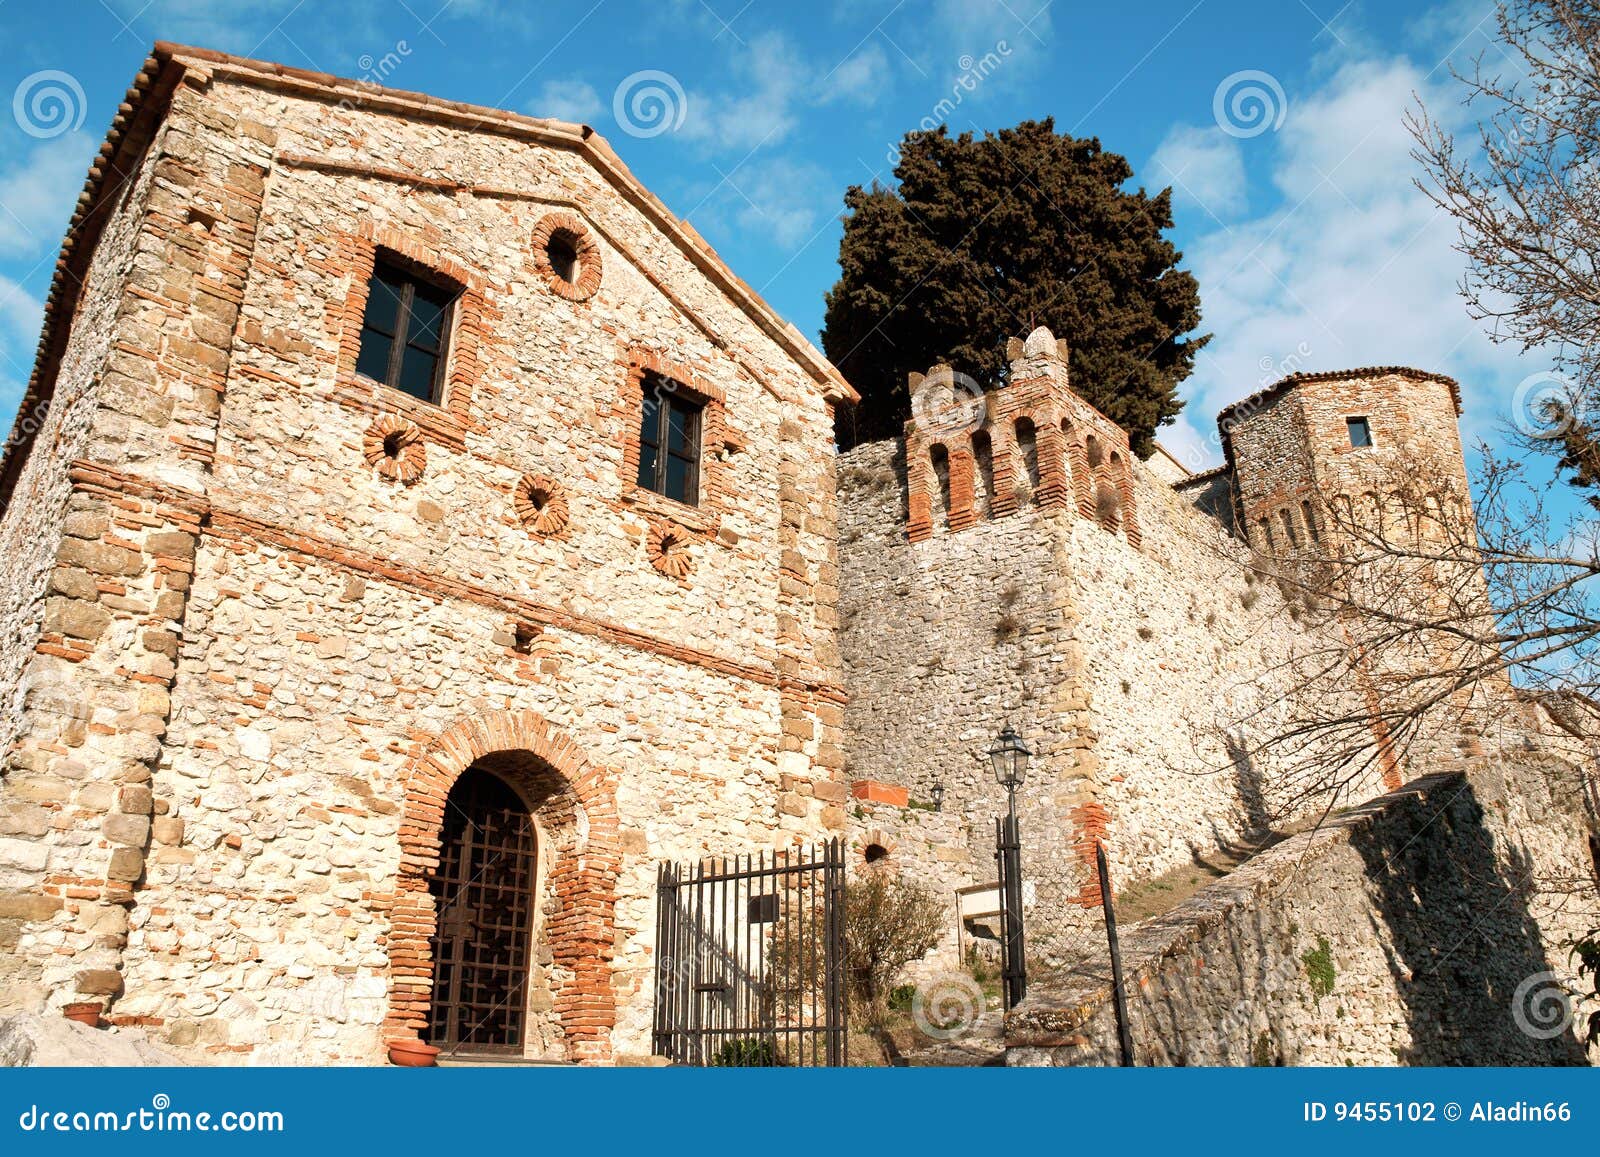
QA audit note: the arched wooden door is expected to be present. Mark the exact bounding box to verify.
[426,766,537,1053]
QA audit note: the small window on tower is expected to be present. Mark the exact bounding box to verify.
[1346,416,1373,448]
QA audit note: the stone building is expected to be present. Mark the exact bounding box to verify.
[0,44,853,1064]
[0,45,1593,1069]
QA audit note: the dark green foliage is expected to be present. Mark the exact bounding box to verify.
[822,120,1208,453]
[710,1037,782,1067]
[1575,929,1600,1045]
[1302,936,1336,1002]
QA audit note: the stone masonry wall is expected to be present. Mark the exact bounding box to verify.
[1007,765,1600,1066]
[837,331,1390,971]
[1,50,847,1064]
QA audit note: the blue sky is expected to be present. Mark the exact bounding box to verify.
[0,0,1568,482]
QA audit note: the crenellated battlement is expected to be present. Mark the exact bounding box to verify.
[903,326,1140,548]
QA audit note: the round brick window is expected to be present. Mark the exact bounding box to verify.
[531,212,601,302]
[364,415,426,485]
[514,473,570,538]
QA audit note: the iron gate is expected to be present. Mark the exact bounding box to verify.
[427,767,537,1053]
[995,814,1028,1009]
[653,839,847,1066]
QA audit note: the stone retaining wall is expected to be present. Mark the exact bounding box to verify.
[1006,766,1600,1066]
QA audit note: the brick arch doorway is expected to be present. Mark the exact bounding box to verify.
[426,760,551,1056]
[387,709,620,1064]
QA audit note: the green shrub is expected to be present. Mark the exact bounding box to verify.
[1302,936,1336,1002]
[711,1038,781,1067]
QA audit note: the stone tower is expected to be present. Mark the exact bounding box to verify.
[1218,367,1470,557]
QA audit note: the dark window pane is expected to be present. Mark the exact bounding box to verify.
[549,236,578,283]
[639,392,661,448]
[407,290,448,353]
[356,329,394,382]
[665,453,693,504]
[637,442,659,490]
[363,270,405,334]
[666,399,695,454]
[398,345,440,401]
[1347,417,1372,448]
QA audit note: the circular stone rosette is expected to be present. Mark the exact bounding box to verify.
[531,211,602,302]
[364,415,426,485]
[514,473,571,537]
[647,523,693,580]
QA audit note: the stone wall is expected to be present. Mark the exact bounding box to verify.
[1007,765,1600,1066]
[0,48,848,1064]
[837,331,1389,968]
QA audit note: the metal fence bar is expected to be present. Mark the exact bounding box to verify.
[1096,841,1135,1066]
[653,839,847,1066]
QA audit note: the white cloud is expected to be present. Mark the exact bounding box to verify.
[0,134,97,259]
[678,33,808,151]
[819,41,889,106]
[1161,35,1534,472]
[0,273,44,419]
[1148,124,1248,221]
[927,0,1052,76]
[687,157,832,253]
[676,30,888,152]
[531,78,603,125]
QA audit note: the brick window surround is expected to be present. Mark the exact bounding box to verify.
[333,224,490,454]
[615,348,739,540]
[385,708,620,1064]
[530,211,603,302]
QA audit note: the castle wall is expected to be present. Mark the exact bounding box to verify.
[835,437,1068,924]
[0,54,846,1064]
[837,349,1398,974]
[1007,766,1600,1067]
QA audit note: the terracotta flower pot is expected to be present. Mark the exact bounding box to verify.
[62,1002,102,1028]
[386,1039,440,1067]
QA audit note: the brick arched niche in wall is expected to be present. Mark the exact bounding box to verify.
[385,709,621,1063]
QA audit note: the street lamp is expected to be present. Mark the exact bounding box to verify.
[989,723,1031,1010]
[929,781,945,811]
[988,723,1032,820]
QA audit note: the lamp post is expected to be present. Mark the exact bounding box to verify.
[988,722,1032,821]
[989,723,1031,1008]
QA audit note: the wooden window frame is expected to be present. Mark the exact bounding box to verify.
[356,255,460,406]
[1346,415,1373,449]
[636,375,704,507]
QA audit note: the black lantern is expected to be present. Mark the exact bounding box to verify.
[988,723,1032,794]
[930,781,946,811]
